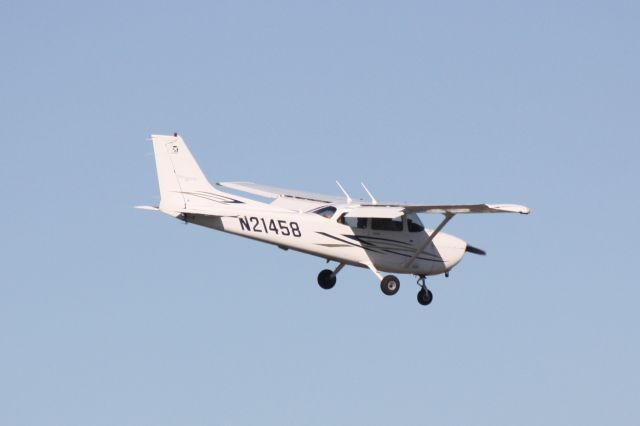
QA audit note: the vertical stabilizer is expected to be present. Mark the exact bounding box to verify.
[151,134,219,213]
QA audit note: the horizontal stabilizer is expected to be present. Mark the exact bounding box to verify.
[134,205,159,211]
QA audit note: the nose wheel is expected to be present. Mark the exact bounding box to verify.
[416,275,433,306]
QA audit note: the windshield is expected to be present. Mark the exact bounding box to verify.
[406,213,425,232]
[313,206,337,218]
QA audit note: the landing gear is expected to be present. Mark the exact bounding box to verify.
[380,275,400,296]
[317,263,345,290]
[317,269,336,289]
[416,275,433,306]
[417,288,433,305]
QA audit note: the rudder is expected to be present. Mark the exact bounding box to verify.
[151,134,218,213]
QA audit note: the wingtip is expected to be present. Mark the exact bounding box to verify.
[519,206,532,214]
[487,204,532,214]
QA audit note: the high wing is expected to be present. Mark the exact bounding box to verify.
[218,181,347,204]
[217,182,531,215]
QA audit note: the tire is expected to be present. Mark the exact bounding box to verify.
[317,269,336,290]
[380,275,400,296]
[417,288,433,305]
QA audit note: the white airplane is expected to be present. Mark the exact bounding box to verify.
[138,133,530,306]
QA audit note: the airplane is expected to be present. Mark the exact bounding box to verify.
[137,133,530,306]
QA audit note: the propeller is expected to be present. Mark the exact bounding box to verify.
[465,244,487,256]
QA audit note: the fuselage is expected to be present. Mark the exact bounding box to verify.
[143,133,529,306]
[183,202,467,276]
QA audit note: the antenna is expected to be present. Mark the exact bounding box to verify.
[361,182,378,205]
[335,181,352,204]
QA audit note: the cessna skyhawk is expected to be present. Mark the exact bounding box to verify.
[137,134,530,306]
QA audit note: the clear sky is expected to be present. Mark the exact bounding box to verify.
[1,1,639,425]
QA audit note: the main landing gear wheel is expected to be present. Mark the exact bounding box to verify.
[380,275,400,296]
[417,288,433,306]
[317,269,336,290]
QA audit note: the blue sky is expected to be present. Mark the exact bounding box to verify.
[1,1,639,425]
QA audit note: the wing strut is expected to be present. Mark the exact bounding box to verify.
[404,213,455,268]
[364,262,384,281]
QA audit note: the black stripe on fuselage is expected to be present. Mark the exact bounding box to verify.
[379,247,444,263]
[315,232,386,254]
[344,234,414,248]
[345,235,443,261]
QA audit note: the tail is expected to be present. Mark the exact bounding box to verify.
[151,133,229,215]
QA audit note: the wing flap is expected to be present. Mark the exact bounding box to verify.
[345,206,405,218]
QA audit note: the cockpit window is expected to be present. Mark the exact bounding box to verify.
[407,213,425,232]
[371,217,403,231]
[314,206,337,218]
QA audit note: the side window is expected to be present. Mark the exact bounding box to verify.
[344,216,368,229]
[371,217,403,231]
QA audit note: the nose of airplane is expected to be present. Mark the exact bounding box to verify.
[432,232,467,272]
